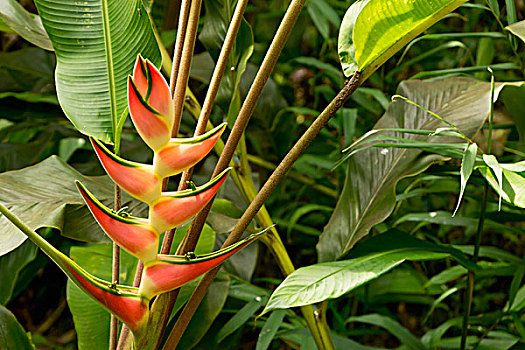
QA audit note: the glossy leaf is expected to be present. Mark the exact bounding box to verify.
[0,204,149,332]
[0,0,52,50]
[352,0,467,80]
[90,137,162,204]
[76,182,159,262]
[265,230,475,313]
[140,230,265,298]
[453,142,478,215]
[317,78,523,262]
[337,0,370,77]
[149,168,231,232]
[33,0,161,143]
[0,304,33,350]
[154,123,227,177]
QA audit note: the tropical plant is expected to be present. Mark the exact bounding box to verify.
[2,0,525,349]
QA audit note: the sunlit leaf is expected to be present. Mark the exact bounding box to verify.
[352,0,467,80]
[264,230,474,313]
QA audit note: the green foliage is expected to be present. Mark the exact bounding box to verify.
[34,0,161,143]
[0,304,34,349]
[3,0,525,348]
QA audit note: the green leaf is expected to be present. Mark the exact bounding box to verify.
[480,164,525,209]
[216,296,265,342]
[0,47,55,95]
[199,0,254,125]
[177,273,230,349]
[0,0,52,50]
[337,0,370,77]
[0,156,145,255]
[483,154,503,210]
[453,142,477,215]
[348,314,426,350]
[66,244,138,350]
[394,211,525,235]
[318,77,513,262]
[0,239,38,304]
[34,0,161,143]
[264,230,474,313]
[506,20,525,43]
[0,304,34,350]
[352,0,467,80]
[500,85,525,150]
[307,0,340,41]
[255,310,286,350]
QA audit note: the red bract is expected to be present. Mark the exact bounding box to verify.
[154,123,227,177]
[76,181,159,262]
[149,168,230,232]
[2,56,266,342]
[139,231,265,298]
[90,137,162,204]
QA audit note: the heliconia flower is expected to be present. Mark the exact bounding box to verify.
[90,137,162,204]
[76,181,159,263]
[154,123,227,178]
[0,204,149,333]
[128,57,174,152]
[139,230,266,298]
[149,168,231,233]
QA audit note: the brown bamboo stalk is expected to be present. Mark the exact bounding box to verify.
[180,0,308,254]
[109,184,121,350]
[163,72,361,349]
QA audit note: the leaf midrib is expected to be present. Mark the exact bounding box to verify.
[282,247,423,295]
[100,0,117,139]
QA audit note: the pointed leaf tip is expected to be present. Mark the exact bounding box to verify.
[154,123,227,177]
[76,181,159,262]
[90,137,162,204]
[149,168,231,232]
[140,231,264,297]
